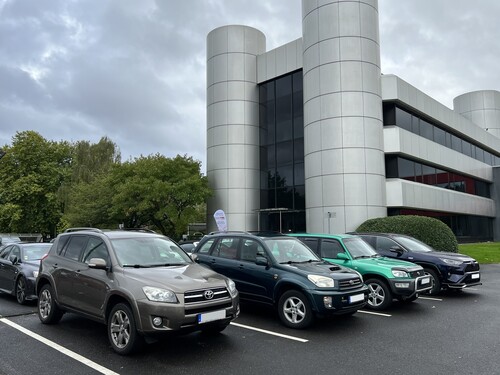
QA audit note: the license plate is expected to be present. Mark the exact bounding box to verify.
[471,273,480,280]
[349,293,364,303]
[421,277,430,284]
[198,310,226,324]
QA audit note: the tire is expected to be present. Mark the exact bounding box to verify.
[108,303,143,355]
[37,284,64,324]
[278,290,314,329]
[15,276,27,305]
[365,278,393,310]
[201,321,230,335]
[424,268,441,295]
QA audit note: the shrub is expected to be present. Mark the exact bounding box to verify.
[356,215,458,253]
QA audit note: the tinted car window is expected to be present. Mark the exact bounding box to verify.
[213,238,239,259]
[0,245,12,259]
[63,235,89,261]
[240,239,264,262]
[375,237,398,252]
[56,235,71,255]
[301,238,319,254]
[321,239,344,258]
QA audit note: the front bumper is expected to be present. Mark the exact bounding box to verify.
[307,285,369,317]
[135,293,240,336]
[444,271,482,289]
[388,275,433,297]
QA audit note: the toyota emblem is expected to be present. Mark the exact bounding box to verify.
[204,290,214,300]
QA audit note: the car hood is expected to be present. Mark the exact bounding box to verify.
[417,251,475,262]
[354,256,421,270]
[280,261,359,280]
[120,263,229,292]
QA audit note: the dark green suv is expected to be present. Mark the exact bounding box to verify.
[36,228,239,355]
[290,234,432,310]
[192,232,369,329]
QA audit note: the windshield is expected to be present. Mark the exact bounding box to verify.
[111,237,192,267]
[343,237,379,258]
[394,236,434,253]
[263,237,321,263]
[23,244,52,261]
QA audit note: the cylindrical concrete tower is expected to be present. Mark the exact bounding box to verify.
[454,90,500,139]
[206,25,266,232]
[302,0,386,233]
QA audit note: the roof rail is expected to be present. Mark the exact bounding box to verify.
[208,231,250,235]
[120,228,157,233]
[64,227,104,233]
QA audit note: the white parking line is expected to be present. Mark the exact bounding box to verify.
[418,296,443,301]
[230,322,309,342]
[357,310,392,317]
[0,318,119,375]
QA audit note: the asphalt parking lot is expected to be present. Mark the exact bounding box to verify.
[1,264,499,375]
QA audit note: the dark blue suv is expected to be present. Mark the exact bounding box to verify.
[192,232,369,329]
[355,233,481,295]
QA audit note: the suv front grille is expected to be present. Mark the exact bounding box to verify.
[184,287,230,304]
[339,277,362,290]
[464,261,480,272]
[409,270,425,278]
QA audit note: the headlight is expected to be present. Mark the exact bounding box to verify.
[308,274,334,288]
[392,269,409,278]
[440,258,463,266]
[33,270,39,278]
[227,278,238,297]
[142,286,178,303]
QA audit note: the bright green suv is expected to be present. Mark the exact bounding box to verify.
[290,234,432,310]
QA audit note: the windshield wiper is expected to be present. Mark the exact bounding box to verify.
[149,263,186,267]
[122,264,152,268]
[280,259,319,264]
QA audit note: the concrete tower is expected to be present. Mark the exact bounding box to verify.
[206,26,266,232]
[301,0,386,233]
[454,90,500,139]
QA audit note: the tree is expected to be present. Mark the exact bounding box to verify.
[0,131,72,238]
[108,154,212,239]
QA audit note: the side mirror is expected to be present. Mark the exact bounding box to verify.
[190,253,199,262]
[337,253,349,260]
[88,258,108,270]
[255,255,269,267]
[389,246,404,255]
[9,255,19,264]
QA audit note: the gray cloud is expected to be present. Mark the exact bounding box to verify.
[1,0,499,172]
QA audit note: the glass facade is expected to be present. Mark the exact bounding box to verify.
[383,103,500,166]
[385,155,491,198]
[259,71,305,232]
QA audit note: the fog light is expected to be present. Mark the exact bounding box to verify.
[323,296,333,308]
[395,283,410,288]
[152,316,163,327]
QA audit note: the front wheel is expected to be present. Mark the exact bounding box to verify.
[278,290,313,329]
[108,303,143,355]
[424,269,441,295]
[38,284,64,324]
[15,276,28,305]
[365,279,393,310]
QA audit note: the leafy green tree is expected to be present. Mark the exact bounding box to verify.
[109,154,212,239]
[62,137,121,228]
[0,131,72,237]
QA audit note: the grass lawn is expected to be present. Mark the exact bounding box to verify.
[458,242,500,264]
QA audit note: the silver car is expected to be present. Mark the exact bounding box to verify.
[36,228,239,355]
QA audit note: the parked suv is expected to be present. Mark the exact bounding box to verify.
[355,233,481,295]
[289,234,432,310]
[36,228,239,355]
[192,232,369,329]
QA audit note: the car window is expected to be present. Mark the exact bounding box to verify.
[263,237,320,263]
[300,238,319,254]
[63,235,89,261]
[394,236,433,252]
[82,237,109,264]
[213,238,239,259]
[111,237,191,267]
[321,239,344,258]
[343,237,378,258]
[197,239,214,254]
[0,245,12,259]
[23,244,51,261]
[56,235,71,255]
[375,237,398,252]
[240,239,264,262]
[10,245,21,261]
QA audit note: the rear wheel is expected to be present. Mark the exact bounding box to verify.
[108,303,143,355]
[365,279,392,310]
[278,290,314,329]
[38,284,64,324]
[424,269,441,295]
[15,276,27,305]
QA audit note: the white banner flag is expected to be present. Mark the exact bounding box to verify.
[213,209,227,232]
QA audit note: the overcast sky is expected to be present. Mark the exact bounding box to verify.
[2,0,500,172]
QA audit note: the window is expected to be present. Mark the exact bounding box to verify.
[240,239,264,262]
[375,237,399,252]
[213,238,239,259]
[300,238,319,254]
[63,235,88,261]
[0,245,12,259]
[83,237,109,264]
[197,239,214,254]
[320,240,345,259]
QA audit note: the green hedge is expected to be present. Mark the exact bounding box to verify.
[355,215,458,253]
